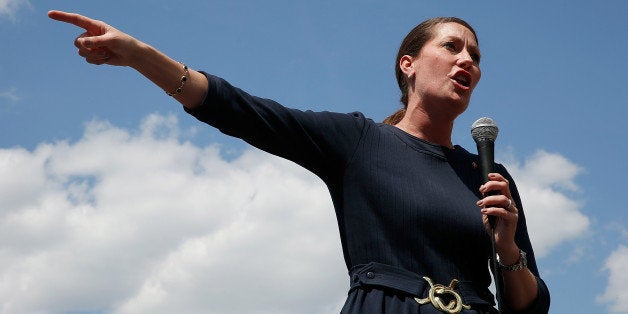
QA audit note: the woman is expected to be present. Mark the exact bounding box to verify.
[48,10,550,313]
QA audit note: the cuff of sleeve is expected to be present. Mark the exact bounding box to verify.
[502,276,550,314]
[183,71,215,119]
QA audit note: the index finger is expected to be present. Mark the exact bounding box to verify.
[48,10,105,35]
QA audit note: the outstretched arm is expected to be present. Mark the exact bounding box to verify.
[48,10,208,109]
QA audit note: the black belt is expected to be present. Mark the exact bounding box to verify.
[349,262,496,314]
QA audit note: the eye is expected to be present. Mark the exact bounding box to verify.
[443,41,457,51]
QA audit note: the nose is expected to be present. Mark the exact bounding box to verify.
[457,49,474,69]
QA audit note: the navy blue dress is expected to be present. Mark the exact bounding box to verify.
[185,73,550,313]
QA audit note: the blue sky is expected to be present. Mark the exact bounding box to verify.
[1,1,626,313]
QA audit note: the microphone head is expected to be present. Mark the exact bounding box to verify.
[471,117,499,142]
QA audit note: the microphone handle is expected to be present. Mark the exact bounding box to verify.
[476,139,497,228]
[475,137,504,313]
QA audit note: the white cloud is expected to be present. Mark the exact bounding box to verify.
[0,87,19,102]
[0,114,592,313]
[500,150,589,257]
[597,245,628,313]
[0,0,30,20]
[0,113,346,314]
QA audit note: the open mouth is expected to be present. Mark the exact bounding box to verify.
[452,73,471,87]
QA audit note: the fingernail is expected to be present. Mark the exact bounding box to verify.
[476,200,483,206]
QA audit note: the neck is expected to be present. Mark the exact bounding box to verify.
[394,106,456,149]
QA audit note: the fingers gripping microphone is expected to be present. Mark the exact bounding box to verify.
[471,117,499,227]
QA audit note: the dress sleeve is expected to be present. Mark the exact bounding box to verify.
[497,164,551,313]
[183,72,369,181]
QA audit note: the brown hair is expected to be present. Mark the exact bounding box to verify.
[383,17,479,125]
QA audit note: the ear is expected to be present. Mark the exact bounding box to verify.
[399,55,415,78]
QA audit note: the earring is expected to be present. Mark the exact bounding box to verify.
[407,73,413,79]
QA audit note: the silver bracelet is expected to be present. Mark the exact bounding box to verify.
[498,249,527,272]
[166,62,189,96]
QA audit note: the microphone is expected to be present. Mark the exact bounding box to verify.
[471,117,499,225]
[471,117,504,313]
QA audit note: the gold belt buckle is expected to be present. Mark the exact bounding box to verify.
[415,276,471,314]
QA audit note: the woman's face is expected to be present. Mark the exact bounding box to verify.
[408,22,482,115]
